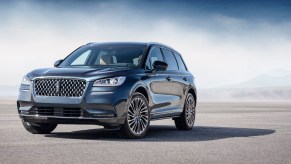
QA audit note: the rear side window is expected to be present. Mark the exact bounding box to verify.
[161,48,178,70]
[174,52,187,71]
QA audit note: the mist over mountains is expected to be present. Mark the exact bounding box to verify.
[0,85,18,99]
[228,74,291,88]
[199,73,291,101]
[199,86,291,102]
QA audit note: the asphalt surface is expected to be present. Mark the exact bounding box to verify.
[0,100,291,164]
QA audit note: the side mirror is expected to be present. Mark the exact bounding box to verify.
[153,60,168,71]
[54,59,63,67]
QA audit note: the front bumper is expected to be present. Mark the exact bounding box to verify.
[19,114,126,126]
[17,80,132,126]
[18,103,126,126]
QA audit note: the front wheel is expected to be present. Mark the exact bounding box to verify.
[120,93,150,139]
[22,120,57,134]
[174,93,196,130]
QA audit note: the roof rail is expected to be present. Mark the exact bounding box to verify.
[86,42,97,45]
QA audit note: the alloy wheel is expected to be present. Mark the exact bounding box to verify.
[185,95,196,127]
[127,97,149,135]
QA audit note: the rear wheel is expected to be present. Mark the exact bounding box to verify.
[120,93,150,139]
[22,120,57,134]
[174,93,196,130]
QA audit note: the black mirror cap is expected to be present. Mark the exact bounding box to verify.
[153,60,168,71]
[54,59,63,67]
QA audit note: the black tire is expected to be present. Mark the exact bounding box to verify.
[103,125,120,129]
[174,93,196,130]
[120,93,150,139]
[22,120,57,134]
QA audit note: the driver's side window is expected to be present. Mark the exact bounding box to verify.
[146,47,164,69]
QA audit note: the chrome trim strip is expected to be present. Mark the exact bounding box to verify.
[32,76,88,81]
[20,89,30,92]
[19,114,114,120]
[151,107,182,116]
[90,92,114,95]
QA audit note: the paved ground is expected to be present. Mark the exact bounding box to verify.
[0,100,291,164]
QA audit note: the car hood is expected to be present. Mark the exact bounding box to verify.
[28,67,138,81]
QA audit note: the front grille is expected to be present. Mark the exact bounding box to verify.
[34,107,54,116]
[29,107,82,117]
[63,108,81,117]
[34,78,86,97]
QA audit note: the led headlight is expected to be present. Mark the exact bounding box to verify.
[21,75,31,85]
[93,76,126,87]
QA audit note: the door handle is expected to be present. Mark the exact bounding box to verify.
[166,76,172,81]
[183,77,188,81]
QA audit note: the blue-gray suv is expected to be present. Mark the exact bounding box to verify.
[17,42,197,138]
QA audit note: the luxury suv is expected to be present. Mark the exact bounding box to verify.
[17,42,197,138]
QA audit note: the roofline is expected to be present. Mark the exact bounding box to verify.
[86,42,148,46]
[147,42,175,51]
[85,41,177,52]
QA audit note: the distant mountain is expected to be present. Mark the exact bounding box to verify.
[228,74,291,88]
[266,69,291,76]
[199,74,291,101]
[199,86,291,102]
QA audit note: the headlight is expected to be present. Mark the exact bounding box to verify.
[93,76,126,87]
[21,76,31,85]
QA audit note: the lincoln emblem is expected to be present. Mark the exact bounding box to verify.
[55,81,60,93]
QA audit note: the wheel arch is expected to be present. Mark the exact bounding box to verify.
[135,87,149,102]
[187,85,197,105]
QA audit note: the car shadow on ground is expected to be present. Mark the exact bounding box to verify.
[45,125,275,142]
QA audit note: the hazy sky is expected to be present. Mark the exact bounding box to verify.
[1,0,291,88]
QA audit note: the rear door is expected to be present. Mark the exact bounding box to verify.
[172,51,192,110]
[159,48,185,114]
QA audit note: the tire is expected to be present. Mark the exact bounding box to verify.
[103,125,120,129]
[120,93,150,139]
[22,120,57,134]
[174,93,196,130]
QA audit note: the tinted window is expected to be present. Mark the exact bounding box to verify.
[146,47,164,69]
[60,45,146,68]
[162,49,178,70]
[174,52,187,71]
[71,50,91,65]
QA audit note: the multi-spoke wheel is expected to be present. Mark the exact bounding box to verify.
[174,93,196,130]
[121,93,150,138]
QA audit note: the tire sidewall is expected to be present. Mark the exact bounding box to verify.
[184,93,196,129]
[124,92,150,138]
[22,120,57,134]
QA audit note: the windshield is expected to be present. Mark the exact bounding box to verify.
[59,45,147,68]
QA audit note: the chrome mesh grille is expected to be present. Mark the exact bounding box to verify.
[34,78,86,97]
